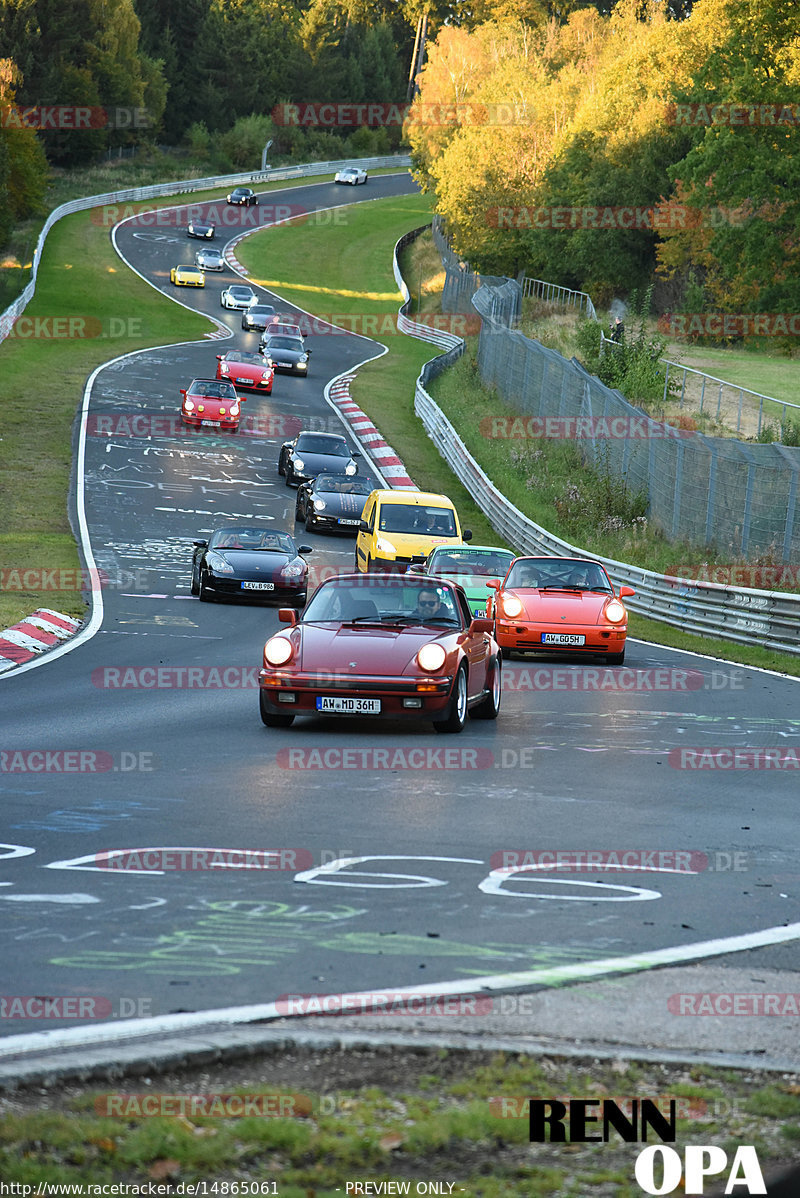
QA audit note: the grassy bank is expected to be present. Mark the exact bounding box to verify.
[1,1047,798,1192]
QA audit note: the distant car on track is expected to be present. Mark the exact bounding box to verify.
[192,527,311,605]
[226,187,258,205]
[221,284,258,310]
[180,377,243,432]
[258,572,501,731]
[335,167,368,185]
[216,350,274,393]
[279,431,361,487]
[486,555,635,664]
[295,472,374,533]
[242,303,279,332]
[170,265,205,287]
[195,247,225,271]
[187,221,214,239]
[260,333,310,375]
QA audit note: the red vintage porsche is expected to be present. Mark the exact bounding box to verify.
[487,555,635,665]
[216,350,274,393]
[258,573,502,732]
[180,377,244,431]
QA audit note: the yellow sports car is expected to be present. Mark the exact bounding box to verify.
[170,265,205,287]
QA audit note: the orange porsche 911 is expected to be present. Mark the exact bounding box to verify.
[487,555,635,665]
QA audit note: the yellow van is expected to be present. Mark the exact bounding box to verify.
[355,489,472,573]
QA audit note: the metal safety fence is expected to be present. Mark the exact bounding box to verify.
[394,226,800,655]
[0,155,411,347]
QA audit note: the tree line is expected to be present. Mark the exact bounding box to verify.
[407,0,800,320]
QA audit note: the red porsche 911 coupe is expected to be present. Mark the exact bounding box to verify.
[487,555,635,664]
[258,573,501,732]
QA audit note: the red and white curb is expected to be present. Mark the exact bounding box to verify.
[0,609,82,673]
[328,375,417,490]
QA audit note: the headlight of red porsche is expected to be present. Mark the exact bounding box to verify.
[501,593,523,618]
[264,636,293,667]
[417,643,446,672]
[604,598,626,623]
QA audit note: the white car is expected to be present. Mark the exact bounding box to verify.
[335,167,368,185]
[221,285,258,310]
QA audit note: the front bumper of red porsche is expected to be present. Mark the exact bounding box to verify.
[258,669,454,717]
[495,619,626,655]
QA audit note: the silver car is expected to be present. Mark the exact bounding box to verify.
[195,248,225,271]
[221,285,258,310]
[334,167,367,185]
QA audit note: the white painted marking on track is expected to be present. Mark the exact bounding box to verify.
[2,918,799,1059]
[0,893,100,903]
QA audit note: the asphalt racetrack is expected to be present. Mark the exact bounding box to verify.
[1,171,799,1065]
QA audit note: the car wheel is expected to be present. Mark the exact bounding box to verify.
[294,500,304,522]
[607,649,626,665]
[260,690,294,727]
[190,564,200,597]
[470,657,501,720]
[433,665,468,734]
[285,469,294,487]
[198,570,214,602]
[304,514,316,532]
[278,451,286,476]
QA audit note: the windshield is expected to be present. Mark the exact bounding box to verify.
[249,305,275,316]
[304,578,461,625]
[296,435,349,456]
[505,558,612,592]
[189,380,237,399]
[314,475,372,495]
[231,287,254,298]
[431,549,514,576]
[378,505,457,537]
[225,351,266,365]
[265,336,304,352]
[210,530,295,553]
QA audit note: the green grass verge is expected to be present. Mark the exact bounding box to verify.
[1,1050,798,1191]
[237,201,800,677]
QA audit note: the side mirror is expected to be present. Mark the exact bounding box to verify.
[462,529,473,542]
[358,519,370,532]
[306,348,312,355]
[216,354,222,361]
[193,540,208,548]
[239,394,247,401]
[353,448,362,456]
[406,563,423,575]
[278,608,298,625]
[469,617,493,634]
[619,585,636,598]
[486,578,501,590]
[298,545,313,555]
[180,389,187,398]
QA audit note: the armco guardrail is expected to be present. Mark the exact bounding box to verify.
[396,229,800,657]
[0,155,410,347]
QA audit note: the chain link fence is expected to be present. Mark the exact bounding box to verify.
[430,219,800,562]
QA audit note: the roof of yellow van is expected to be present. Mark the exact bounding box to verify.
[368,490,455,506]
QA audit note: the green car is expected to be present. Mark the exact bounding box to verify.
[408,544,516,617]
